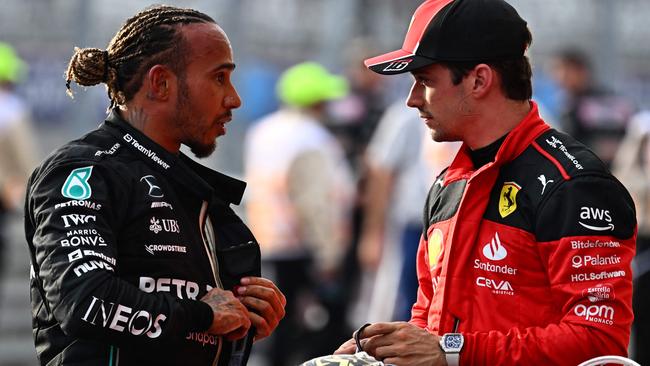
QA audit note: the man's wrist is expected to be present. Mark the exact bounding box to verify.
[439,333,464,366]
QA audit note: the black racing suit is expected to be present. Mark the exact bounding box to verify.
[25,111,260,366]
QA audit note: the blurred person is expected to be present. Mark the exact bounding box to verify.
[329,37,391,170]
[357,100,459,322]
[325,38,393,327]
[550,48,636,167]
[244,62,355,366]
[0,42,37,277]
[612,110,650,365]
[25,6,285,366]
[335,0,636,365]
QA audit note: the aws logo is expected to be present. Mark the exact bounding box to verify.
[579,206,614,232]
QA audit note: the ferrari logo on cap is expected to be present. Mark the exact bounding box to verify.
[499,182,521,218]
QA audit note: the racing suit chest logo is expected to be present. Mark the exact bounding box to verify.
[499,182,520,218]
[428,228,444,268]
[482,232,507,261]
[474,232,518,276]
[61,166,93,200]
[578,206,614,231]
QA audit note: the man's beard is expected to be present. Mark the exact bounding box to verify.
[174,79,216,158]
[188,139,216,159]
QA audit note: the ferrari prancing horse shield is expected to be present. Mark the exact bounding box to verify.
[499,182,521,218]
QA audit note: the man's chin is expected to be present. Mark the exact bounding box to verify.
[189,141,217,158]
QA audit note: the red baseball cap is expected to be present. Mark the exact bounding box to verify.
[364,0,529,75]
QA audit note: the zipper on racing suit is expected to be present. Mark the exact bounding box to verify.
[199,200,223,366]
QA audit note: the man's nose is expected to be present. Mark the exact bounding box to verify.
[225,87,242,109]
[406,81,422,109]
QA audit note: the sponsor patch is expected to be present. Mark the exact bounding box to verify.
[499,182,520,218]
[123,134,170,170]
[139,277,200,300]
[140,175,164,198]
[573,304,614,325]
[67,248,116,265]
[537,174,554,195]
[61,214,96,228]
[571,270,626,282]
[54,200,102,211]
[186,331,220,347]
[95,143,120,157]
[571,254,621,269]
[545,135,584,170]
[482,232,507,261]
[82,296,166,338]
[149,217,180,234]
[582,283,614,303]
[73,259,114,277]
[473,259,518,276]
[579,206,614,231]
[571,240,620,250]
[60,235,106,247]
[475,276,514,296]
[428,228,443,268]
[151,202,173,210]
[61,166,93,200]
[144,244,187,255]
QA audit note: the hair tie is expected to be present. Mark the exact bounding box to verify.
[102,50,110,82]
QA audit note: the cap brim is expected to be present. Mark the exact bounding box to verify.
[364,49,435,75]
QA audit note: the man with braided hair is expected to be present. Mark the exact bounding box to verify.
[25,5,285,365]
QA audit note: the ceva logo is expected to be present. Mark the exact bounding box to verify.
[482,232,507,261]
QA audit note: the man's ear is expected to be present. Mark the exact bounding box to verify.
[470,63,495,98]
[145,65,175,101]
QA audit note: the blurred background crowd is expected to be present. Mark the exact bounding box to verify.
[1,0,650,365]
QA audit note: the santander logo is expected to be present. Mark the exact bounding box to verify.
[482,233,507,261]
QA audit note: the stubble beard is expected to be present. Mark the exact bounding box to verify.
[174,79,217,159]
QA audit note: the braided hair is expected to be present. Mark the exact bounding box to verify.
[65,5,214,109]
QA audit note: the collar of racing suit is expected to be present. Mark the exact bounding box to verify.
[101,109,246,205]
[443,101,549,185]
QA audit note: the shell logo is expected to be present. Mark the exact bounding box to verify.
[428,228,444,268]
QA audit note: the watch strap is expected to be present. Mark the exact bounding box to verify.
[445,352,460,366]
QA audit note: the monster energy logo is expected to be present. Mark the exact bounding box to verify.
[61,166,93,200]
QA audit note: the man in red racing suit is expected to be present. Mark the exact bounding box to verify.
[334,0,636,365]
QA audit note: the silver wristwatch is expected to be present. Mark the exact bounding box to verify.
[439,333,464,366]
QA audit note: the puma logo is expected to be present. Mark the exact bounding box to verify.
[537,174,554,195]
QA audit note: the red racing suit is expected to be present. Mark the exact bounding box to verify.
[411,102,636,365]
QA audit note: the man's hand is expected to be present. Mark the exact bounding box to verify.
[200,288,251,340]
[235,277,286,341]
[334,337,357,354]
[338,322,447,366]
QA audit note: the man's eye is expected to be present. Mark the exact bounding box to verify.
[216,74,225,83]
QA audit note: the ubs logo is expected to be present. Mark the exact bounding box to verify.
[149,217,180,234]
[140,175,164,198]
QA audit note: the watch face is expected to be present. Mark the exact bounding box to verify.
[444,335,463,349]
